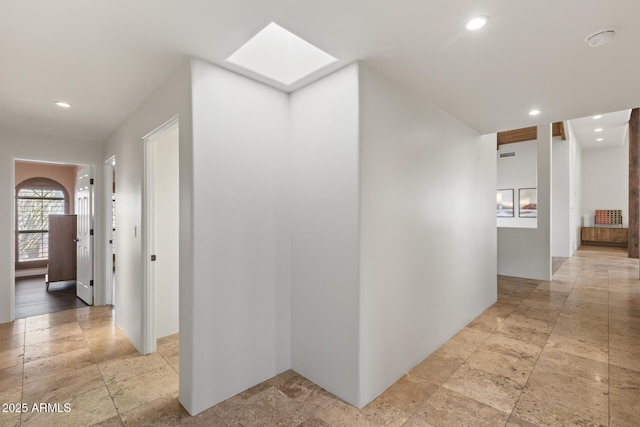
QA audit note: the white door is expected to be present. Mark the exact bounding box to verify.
[76,167,94,305]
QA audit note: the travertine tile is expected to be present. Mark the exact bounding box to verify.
[23,347,95,384]
[377,373,439,413]
[416,387,510,427]
[21,384,119,427]
[545,332,608,363]
[479,334,543,362]
[512,368,608,426]
[98,352,169,385]
[534,347,608,384]
[22,364,104,405]
[121,396,227,427]
[442,365,522,413]
[107,364,179,413]
[315,399,409,427]
[0,347,23,370]
[610,365,640,426]
[610,333,640,372]
[23,333,87,363]
[410,353,463,386]
[24,321,83,346]
[431,337,477,362]
[465,347,535,387]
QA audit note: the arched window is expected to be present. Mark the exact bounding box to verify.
[15,177,69,268]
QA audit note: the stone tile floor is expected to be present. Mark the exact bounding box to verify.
[1,246,639,426]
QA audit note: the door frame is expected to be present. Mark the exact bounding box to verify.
[141,115,179,355]
[103,156,116,307]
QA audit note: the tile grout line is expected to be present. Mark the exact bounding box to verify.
[504,262,580,426]
[78,309,126,426]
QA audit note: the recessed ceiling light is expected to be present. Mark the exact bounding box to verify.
[226,22,337,86]
[54,101,71,108]
[466,16,488,31]
[593,115,602,119]
[595,128,603,132]
[528,109,542,116]
[596,138,604,142]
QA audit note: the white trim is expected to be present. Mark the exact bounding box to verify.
[141,115,179,355]
[103,156,115,306]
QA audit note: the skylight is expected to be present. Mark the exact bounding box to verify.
[226,22,337,86]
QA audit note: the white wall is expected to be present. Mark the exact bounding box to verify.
[103,61,191,355]
[581,136,629,227]
[187,59,291,414]
[497,140,538,228]
[290,63,361,406]
[0,128,104,323]
[498,125,552,280]
[552,136,571,257]
[153,124,179,339]
[358,64,497,406]
[567,121,583,252]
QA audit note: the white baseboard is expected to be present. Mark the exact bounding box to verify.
[15,268,47,278]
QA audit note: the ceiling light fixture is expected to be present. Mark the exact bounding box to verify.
[596,138,604,142]
[593,115,602,119]
[585,27,616,48]
[595,128,603,132]
[466,16,488,31]
[54,101,71,108]
[528,109,541,116]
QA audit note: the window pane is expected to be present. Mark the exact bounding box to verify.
[16,180,66,263]
[18,232,48,261]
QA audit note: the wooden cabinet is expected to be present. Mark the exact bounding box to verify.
[581,227,628,247]
[47,214,77,290]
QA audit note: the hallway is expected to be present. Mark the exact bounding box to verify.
[0,246,638,426]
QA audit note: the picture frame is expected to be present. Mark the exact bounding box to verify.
[519,188,537,218]
[496,189,514,217]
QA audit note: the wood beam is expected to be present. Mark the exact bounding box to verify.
[552,122,566,140]
[629,108,639,258]
[497,121,566,149]
[497,126,537,146]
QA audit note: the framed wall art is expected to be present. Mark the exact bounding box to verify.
[519,188,537,218]
[497,189,514,217]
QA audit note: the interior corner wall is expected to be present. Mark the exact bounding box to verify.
[188,59,291,415]
[357,64,498,406]
[581,135,629,228]
[290,63,361,406]
[0,128,104,323]
[102,60,191,354]
[552,137,571,257]
[498,125,552,280]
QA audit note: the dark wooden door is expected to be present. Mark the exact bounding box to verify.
[48,214,77,283]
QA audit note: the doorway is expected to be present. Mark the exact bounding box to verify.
[142,117,180,354]
[104,156,116,307]
[13,160,92,318]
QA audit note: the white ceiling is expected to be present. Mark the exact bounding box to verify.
[1,0,639,143]
[569,109,631,150]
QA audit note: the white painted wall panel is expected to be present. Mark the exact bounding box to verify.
[358,64,497,406]
[497,125,552,280]
[189,59,291,414]
[552,137,571,257]
[290,63,361,406]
